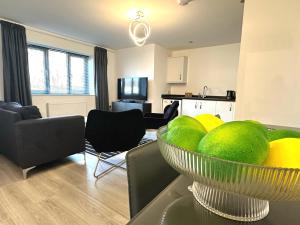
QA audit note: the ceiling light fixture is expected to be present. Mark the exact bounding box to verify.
[177,0,193,6]
[129,11,151,47]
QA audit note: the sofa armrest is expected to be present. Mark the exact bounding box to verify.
[144,113,164,119]
[144,117,167,129]
[15,116,85,168]
[0,109,22,162]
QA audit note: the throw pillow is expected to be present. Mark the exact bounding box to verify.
[20,106,42,120]
[1,102,42,120]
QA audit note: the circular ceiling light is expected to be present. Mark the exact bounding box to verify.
[129,11,151,47]
[177,0,193,5]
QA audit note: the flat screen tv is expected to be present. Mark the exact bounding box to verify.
[117,77,148,101]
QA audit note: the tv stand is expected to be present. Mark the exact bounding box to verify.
[112,101,151,114]
[120,99,145,103]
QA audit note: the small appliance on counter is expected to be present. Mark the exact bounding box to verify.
[226,90,236,100]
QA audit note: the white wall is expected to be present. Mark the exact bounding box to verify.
[235,0,300,127]
[116,44,170,113]
[153,45,170,112]
[115,43,240,112]
[116,44,155,80]
[170,43,240,96]
[116,44,157,111]
[0,24,3,100]
[26,29,116,117]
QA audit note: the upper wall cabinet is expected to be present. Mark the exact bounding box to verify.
[166,56,188,83]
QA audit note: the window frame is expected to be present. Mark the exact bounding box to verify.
[28,44,90,95]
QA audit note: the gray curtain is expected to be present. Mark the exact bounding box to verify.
[1,21,32,106]
[94,46,109,110]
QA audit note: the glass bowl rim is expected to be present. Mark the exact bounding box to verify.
[157,126,300,172]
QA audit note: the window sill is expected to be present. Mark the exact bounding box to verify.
[32,94,95,97]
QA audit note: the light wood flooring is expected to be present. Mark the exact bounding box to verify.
[0,152,130,225]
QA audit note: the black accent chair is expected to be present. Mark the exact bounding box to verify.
[144,101,179,129]
[126,141,179,218]
[0,102,85,178]
[85,109,146,178]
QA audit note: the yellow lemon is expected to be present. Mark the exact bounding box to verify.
[194,114,224,132]
[264,138,300,168]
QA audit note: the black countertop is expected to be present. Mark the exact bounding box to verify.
[161,94,235,102]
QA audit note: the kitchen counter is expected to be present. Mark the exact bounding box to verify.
[161,94,235,102]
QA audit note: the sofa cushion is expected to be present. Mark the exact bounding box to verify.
[20,106,42,120]
[2,102,42,120]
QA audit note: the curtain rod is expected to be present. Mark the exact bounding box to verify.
[0,18,115,52]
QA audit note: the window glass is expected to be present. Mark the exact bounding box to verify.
[28,48,46,93]
[124,78,132,94]
[28,45,89,95]
[48,50,68,94]
[132,78,139,94]
[70,56,86,94]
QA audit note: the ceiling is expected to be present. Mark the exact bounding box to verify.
[0,0,244,50]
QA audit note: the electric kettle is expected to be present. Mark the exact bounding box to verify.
[226,90,236,100]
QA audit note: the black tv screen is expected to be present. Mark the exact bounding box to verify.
[118,77,148,101]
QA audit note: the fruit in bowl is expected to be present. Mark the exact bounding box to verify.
[168,115,206,132]
[194,114,224,132]
[267,129,300,142]
[167,126,206,151]
[264,138,300,168]
[164,114,300,168]
[197,121,269,165]
[243,120,269,137]
[165,115,206,151]
[159,114,300,222]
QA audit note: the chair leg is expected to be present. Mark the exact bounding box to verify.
[22,166,36,179]
[93,153,103,178]
[82,151,86,164]
[93,153,126,179]
[99,158,126,170]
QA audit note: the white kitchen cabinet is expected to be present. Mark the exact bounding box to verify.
[182,99,216,117]
[197,100,216,115]
[166,56,188,83]
[182,99,199,117]
[182,99,235,121]
[215,101,235,122]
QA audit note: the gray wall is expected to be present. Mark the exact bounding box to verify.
[0,24,3,100]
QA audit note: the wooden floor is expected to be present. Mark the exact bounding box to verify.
[0,152,130,225]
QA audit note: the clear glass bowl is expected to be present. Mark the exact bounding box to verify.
[157,126,300,222]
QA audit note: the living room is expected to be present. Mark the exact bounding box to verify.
[0,0,300,224]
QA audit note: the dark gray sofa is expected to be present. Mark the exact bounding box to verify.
[0,102,85,178]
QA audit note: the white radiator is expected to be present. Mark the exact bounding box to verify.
[46,102,87,117]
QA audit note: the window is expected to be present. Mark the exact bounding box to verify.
[28,48,46,93]
[28,45,89,95]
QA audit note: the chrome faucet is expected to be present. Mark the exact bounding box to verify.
[201,86,208,98]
